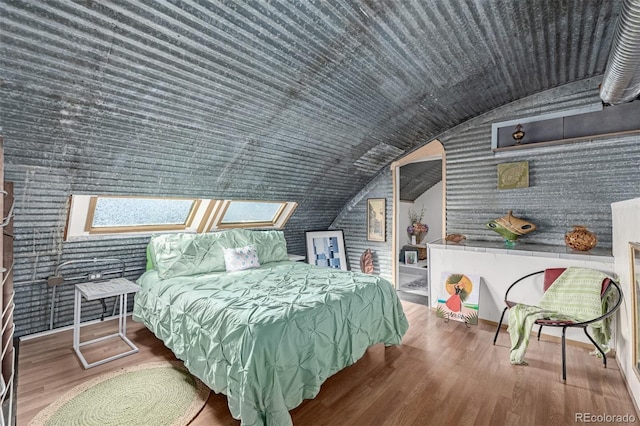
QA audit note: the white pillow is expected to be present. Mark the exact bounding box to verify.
[223,245,261,272]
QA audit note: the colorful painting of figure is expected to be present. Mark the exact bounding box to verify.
[436,272,481,325]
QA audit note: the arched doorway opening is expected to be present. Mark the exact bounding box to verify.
[390,140,445,302]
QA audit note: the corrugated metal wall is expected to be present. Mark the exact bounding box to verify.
[0,1,628,336]
[332,168,392,280]
[335,77,640,271]
[442,77,640,247]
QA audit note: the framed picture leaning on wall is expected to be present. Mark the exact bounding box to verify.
[404,250,418,265]
[305,230,348,271]
[367,198,386,242]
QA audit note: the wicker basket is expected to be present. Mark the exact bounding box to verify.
[564,226,597,251]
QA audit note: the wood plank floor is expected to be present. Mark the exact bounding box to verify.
[17,301,638,425]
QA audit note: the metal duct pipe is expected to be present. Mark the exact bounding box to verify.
[600,0,640,105]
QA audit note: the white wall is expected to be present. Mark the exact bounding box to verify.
[612,197,640,411]
[428,242,615,344]
[399,180,443,247]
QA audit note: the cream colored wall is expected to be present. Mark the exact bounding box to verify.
[612,197,640,411]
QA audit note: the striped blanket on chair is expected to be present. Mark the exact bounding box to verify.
[508,267,613,365]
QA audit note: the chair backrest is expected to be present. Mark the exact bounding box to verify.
[544,268,610,297]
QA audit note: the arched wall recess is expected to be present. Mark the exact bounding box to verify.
[390,140,446,289]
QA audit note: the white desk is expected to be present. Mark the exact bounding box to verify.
[73,277,141,369]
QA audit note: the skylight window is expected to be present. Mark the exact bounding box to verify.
[90,197,196,228]
[85,196,200,233]
[219,201,285,226]
[65,195,297,240]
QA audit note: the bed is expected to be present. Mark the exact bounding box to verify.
[133,229,409,426]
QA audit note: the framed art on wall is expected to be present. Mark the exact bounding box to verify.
[367,198,386,242]
[497,161,529,190]
[305,230,348,271]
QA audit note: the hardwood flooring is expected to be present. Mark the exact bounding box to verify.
[17,301,638,425]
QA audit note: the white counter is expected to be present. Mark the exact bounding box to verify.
[427,239,615,344]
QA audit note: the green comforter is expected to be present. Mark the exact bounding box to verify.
[133,261,408,426]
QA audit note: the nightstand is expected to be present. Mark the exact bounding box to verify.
[73,277,141,369]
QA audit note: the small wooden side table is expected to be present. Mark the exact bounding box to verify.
[73,277,141,369]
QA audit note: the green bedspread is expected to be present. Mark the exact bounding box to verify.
[133,260,408,426]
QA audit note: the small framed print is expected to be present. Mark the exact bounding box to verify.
[404,250,418,265]
[367,198,386,242]
[497,161,529,190]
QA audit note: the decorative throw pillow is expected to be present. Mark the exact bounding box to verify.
[223,245,261,272]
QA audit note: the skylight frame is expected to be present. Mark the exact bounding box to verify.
[213,200,288,229]
[83,195,202,235]
[64,195,298,240]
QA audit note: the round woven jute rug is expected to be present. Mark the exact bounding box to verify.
[28,361,210,426]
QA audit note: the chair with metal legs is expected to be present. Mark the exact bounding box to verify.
[493,268,622,382]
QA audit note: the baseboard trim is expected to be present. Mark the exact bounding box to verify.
[429,306,611,352]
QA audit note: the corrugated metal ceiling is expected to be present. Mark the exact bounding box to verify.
[399,160,442,202]
[1,2,620,198]
[0,1,627,335]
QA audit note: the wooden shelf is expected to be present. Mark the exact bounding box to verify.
[491,101,640,151]
[400,259,428,270]
[493,129,640,153]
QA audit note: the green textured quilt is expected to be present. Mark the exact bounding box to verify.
[133,261,408,426]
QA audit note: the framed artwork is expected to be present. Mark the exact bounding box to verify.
[367,198,386,242]
[305,230,348,271]
[404,250,418,265]
[497,161,529,190]
[436,272,481,325]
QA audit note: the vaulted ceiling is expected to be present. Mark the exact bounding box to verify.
[0,0,623,233]
[399,160,442,202]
